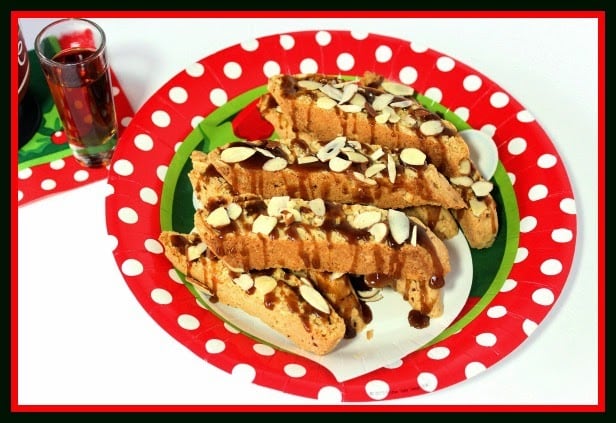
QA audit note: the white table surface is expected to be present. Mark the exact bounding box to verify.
[16,14,600,408]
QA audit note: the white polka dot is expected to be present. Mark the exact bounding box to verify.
[463,75,482,92]
[223,61,242,79]
[560,198,576,214]
[178,314,200,330]
[121,258,143,276]
[151,288,172,304]
[350,31,368,40]
[528,184,548,201]
[152,110,171,127]
[336,52,355,71]
[523,319,538,336]
[103,183,114,197]
[487,305,507,318]
[541,259,563,276]
[231,363,256,383]
[476,332,497,347]
[263,60,281,77]
[140,187,158,205]
[552,228,573,243]
[465,361,487,378]
[209,88,227,106]
[481,124,496,137]
[168,86,188,104]
[73,170,89,182]
[144,238,163,254]
[501,278,517,292]
[365,380,390,400]
[186,62,204,77]
[520,216,537,233]
[134,134,154,151]
[399,66,418,85]
[41,179,56,190]
[18,191,23,201]
[299,58,318,74]
[514,247,528,263]
[157,165,168,182]
[410,41,428,53]
[517,110,535,122]
[436,56,455,72]
[279,34,295,50]
[417,372,438,392]
[284,363,307,378]
[120,116,132,127]
[111,86,120,96]
[318,386,343,402]
[205,339,226,354]
[107,234,118,251]
[532,287,555,305]
[113,159,134,176]
[315,31,331,46]
[174,141,182,152]
[168,269,182,284]
[423,87,442,103]
[537,153,557,168]
[427,346,450,360]
[508,172,516,185]
[375,45,393,63]
[253,344,275,356]
[191,116,204,128]
[507,137,527,155]
[118,207,138,224]
[224,322,241,334]
[18,168,32,179]
[383,359,403,369]
[454,106,469,121]
[490,92,510,108]
[240,38,258,51]
[49,159,65,170]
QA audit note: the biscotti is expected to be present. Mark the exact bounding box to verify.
[158,230,346,355]
[259,72,499,249]
[206,138,465,210]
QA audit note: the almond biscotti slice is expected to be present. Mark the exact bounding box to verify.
[158,230,346,355]
[193,196,450,284]
[260,72,498,249]
[206,138,465,210]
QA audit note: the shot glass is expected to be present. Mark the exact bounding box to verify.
[35,18,118,168]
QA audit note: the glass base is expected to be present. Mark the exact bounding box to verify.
[18,90,42,148]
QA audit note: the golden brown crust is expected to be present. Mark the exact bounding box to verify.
[158,230,346,355]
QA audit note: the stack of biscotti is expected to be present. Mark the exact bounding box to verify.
[259,72,499,249]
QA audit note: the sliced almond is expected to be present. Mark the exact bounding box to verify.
[206,206,231,228]
[297,155,319,164]
[368,222,388,242]
[297,80,323,90]
[381,80,415,97]
[233,273,254,291]
[361,291,384,303]
[458,159,471,175]
[254,147,275,158]
[353,171,378,185]
[469,198,488,216]
[344,150,369,163]
[365,163,387,178]
[309,198,326,216]
[400,147,427,166]
[372,93,395,111]
[352,210,382,229]
[267,196,290,217]
[419,120,444,136]
[187,242,207,261]
[387,154,397,183]
[471,180,494,197]
[316,96,338,110]
[254,275,278,294]
[450,176,474,187]
[338,104,363,113]
[226,203,243,220]
[357,287,383,299]
[339,83,358,104]
[316,137,346,162]
[375,110,390,124]
[388,209,410,244]
[330,272,345,280]
[319,84,343,101]
[262,157,288,172]
[369,148,385,161]
[220,146,256,163]
[329,156,352,172]
[299,284,331,314]
[410,224,418,247]
[252,215,278,235]
[389,99,414,108]
[385,106,401,123]
[349,92,367,107]
[399,115,417,128]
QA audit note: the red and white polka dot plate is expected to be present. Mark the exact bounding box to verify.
[105,31,577,402]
